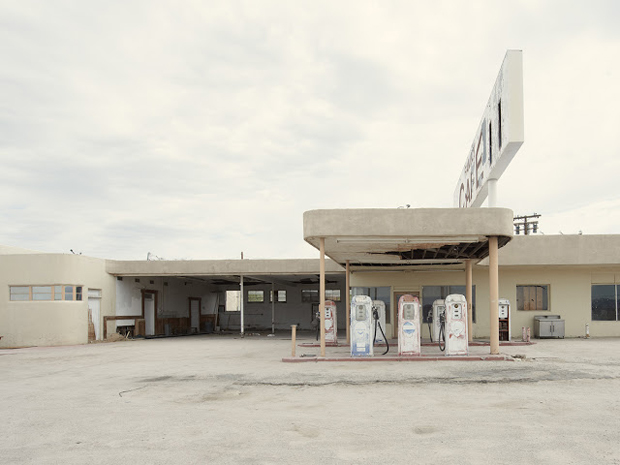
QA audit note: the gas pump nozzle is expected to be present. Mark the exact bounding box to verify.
[371,304,389,355]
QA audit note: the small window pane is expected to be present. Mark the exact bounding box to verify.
[64,286,74,301]
[54,286,63,300]
[301,289,319,303]
[10,286,30,301]
[270,290,287,303]
[33,286,53,301]
[76,286,83,301]
[247,290,264,303]
[592,285,616,321]
[325,290,341,302]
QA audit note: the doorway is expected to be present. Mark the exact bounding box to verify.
[88,289,102,341]
[189,297,201,333]
[142,290,157,336]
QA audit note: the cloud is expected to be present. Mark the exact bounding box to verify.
[1,1,620,259]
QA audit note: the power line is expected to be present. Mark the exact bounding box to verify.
[514,213,541,235]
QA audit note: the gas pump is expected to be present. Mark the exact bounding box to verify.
[372,300,387,344]
[444,294,468,356]
[398,295,421,356]
[498,298,511,342]
[431,299,446,343]
[324,300,338,344]
[350,295,373,357]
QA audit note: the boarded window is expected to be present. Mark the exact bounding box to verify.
[516,285,549,311]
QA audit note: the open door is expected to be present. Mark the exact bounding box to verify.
[189,298,201,333]
[142,291,157,336]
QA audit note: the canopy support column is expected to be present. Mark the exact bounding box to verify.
[346,260,350,345]
[489,236,499,354]
[320,238,326,357]
[466,259,473,343]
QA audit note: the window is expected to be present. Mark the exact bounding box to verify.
[269,290,287,303]
[516,285,549,311]
[325,289,341,302]
[10,286,30,301]
[351,287,391,323]
[247,290,264,303]
[9,285,83,301]
[592,285,619,321]
[225,290,241,311]
[301,289,319,303]
[422,286,476,323]
[301,289,341,303]
[33,286,53,301]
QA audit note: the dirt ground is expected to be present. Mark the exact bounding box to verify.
[2,332,620,465]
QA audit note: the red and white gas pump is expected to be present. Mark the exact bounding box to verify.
[444,294,468,356]
[398,295,421,356]
[324,300,338,345]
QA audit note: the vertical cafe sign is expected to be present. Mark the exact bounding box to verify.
[454,50,524,208]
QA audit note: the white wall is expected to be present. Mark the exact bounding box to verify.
[0,254,114,348]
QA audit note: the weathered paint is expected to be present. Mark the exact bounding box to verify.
[324,300,338,344]
[454,50,524,208]
[398,294,421,356]
[444,294,469,356]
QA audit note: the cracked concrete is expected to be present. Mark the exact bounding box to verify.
[2,334,620,464]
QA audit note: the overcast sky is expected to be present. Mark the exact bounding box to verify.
[1,1,619,260]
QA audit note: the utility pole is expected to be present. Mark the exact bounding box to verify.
[513,213,541,235]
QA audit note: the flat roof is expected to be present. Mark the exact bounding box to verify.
[105,258,345,286]
[487,234,620,266]
[303,208,514,269]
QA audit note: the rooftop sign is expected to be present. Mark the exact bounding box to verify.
[454,50,524,208]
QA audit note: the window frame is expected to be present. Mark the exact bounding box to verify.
[9,285,83,301]
[269,290,287,303]
[591,284,619,321]
[516,285,549,311]
[301,289,319,303]
[247,290,265,303]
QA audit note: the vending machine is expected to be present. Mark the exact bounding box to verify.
[324,300,338,344]
[498,298,511,342]
[444,294,468,356]
[350,295,373,357]
[431,299,446,343]
[398,295,421,356]
[372,300,387,345]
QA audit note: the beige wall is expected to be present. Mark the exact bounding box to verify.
[351,265,620,339]
[0,254,115,348]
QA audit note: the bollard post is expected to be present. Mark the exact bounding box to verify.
[291,325,297,357]
[526,327,531,343]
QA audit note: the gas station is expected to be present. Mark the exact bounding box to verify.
[293,50,524,361]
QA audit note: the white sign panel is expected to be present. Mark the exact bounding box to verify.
[454,50,524,208]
